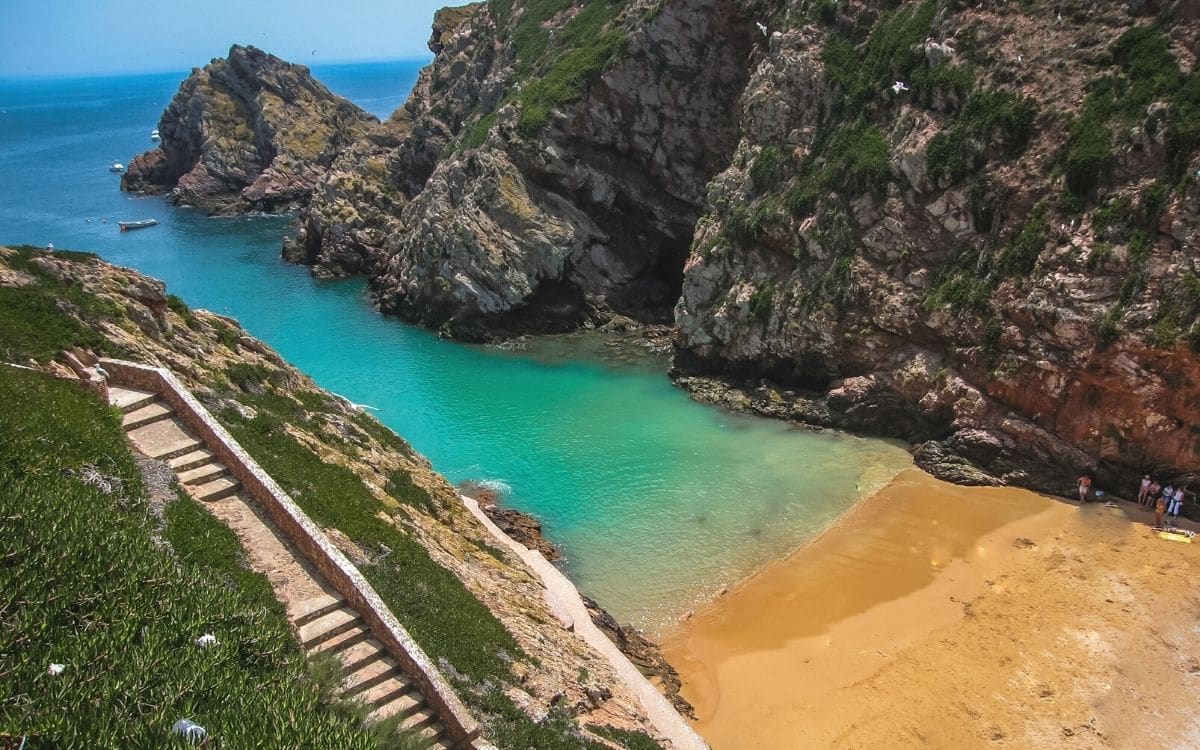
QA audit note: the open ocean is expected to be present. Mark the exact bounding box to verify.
[0,60,912,633]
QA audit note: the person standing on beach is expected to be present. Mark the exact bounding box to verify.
[1138,475,1151,505]
[1148,480,1161,508]
[1077,474,1092,503]
[1169,487,1185,522]
[1155,493,1167,528]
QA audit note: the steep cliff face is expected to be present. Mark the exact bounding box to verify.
[289,0,759,337]
[673,0,1200,493]
[275,0,1199,492]
[123,45,376,215]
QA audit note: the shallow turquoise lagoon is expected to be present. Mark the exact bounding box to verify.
[0,63,911,632]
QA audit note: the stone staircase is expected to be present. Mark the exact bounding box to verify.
[112,385,457,749]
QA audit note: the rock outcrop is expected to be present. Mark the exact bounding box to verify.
[267,2,1200,493]
[287,0,760,337]
[122,45,376,215]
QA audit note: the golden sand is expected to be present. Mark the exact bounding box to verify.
[662,468,1200,749]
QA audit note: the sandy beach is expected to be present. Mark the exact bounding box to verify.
[662,468,1200,749]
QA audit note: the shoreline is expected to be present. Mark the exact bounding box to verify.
[459,494,710,750]
[662,468,1200,748]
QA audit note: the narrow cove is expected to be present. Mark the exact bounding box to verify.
[0,66,912,635]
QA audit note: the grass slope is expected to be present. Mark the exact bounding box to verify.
[0,366,383,747]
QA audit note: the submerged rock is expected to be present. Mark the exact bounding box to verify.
[122,45,376,215]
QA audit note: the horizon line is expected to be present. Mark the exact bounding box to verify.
[0,54,434,83]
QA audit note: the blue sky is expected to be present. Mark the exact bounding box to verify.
[0,0,451,77]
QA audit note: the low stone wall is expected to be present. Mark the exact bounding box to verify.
[100,359,483,749]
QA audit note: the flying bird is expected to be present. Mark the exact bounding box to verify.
[891,80,910,94]
[756,21,768,37]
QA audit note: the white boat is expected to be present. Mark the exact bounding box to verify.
[109,162,124,172]
[118,219,158,231]
[150,129,161,142]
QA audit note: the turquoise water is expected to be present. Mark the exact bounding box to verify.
[0,64,911,633]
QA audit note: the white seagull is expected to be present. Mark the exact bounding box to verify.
[891,80,910,94]
[756,21,768,37]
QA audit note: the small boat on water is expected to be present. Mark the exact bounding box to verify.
[109,162,124,172]
[118,219,158,231]
[150,129,161,142]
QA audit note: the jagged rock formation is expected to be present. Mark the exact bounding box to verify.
[672,0,1200,495]
[283,0,1198,494]
[287,0,759,336]
[122,45,376,215]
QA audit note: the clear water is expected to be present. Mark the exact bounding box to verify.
[0,64,912,633]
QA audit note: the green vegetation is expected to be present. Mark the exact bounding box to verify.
[211,320,241,350]
[484,0,629,137]
[1148,272,1200,350]
[749,145,786,193]
[749,283,775,324]
[926,89,1036,182]
[225,361,278,392]
[968,176,1000,233]
[981,317,1003,369]
[996,205,1050,276]
[821,1,938,114]
[589,724,663,750]
[461,112,498,150]
[166,294,201,329]
[0,366,384,747]
[0,246,120,361]
[384,469,439,513]
[782,121,890,216]
[1065,25,1200,195]
[923,250,992,315]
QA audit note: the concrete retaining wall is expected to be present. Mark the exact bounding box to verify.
[100,359,482,748]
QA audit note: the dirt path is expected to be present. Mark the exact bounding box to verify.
[663,469,1200,749]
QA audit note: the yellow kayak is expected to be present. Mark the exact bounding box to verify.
[1157,531,1193,544]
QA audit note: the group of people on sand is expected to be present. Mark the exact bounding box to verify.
[1138,476,1189,528]
[1075,473,1191,528]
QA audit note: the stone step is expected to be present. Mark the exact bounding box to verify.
[368,687,425,722]
[122,401,173,431]
[192,477,241,502]
[293,594,346,628]
[342,655,401,696]
[299,607,362,650]
[309,623,370,655]
[147,435,203,461]
[176,461,228,486]
[127,419,201,460]
[168,448,216,472]
[400,710,441,743]
[357,677,410,709]
[336,637,387,674]
[109,386,158,414]
[428,736,454,750]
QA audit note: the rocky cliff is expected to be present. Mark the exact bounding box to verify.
[122,45,376,215]
[672,0,1200,495]
[274,0,1199,496]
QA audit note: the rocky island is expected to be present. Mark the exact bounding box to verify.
[122,45,377,214]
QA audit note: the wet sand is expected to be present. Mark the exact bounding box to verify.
[662,468,1200,749]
